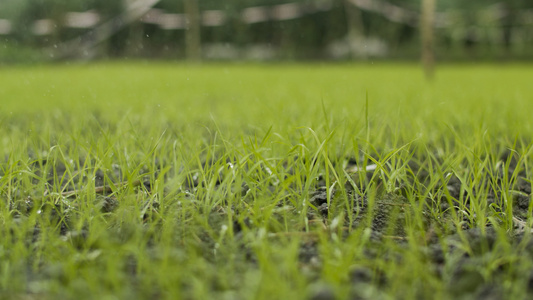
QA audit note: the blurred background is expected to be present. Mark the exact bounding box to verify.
[0,0,532,64]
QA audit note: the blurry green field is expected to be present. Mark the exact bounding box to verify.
[1,63,533,299]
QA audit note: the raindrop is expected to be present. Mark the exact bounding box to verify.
[146,34,149,38]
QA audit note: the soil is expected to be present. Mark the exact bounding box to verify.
[5,150,533,299]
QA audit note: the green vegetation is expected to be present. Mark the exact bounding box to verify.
[1,0,532,61]
[2,63,533,299]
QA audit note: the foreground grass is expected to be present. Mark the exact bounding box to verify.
[1,62,533,299]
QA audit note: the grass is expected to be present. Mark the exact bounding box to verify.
[1,62,533,299]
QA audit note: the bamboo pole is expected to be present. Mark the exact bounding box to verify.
[421,0,436,80]
[344,0,365,59]
[184,0,201,61]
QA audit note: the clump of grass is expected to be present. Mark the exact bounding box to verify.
[1,63,533,299]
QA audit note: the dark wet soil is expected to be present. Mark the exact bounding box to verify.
[4,149,533,299]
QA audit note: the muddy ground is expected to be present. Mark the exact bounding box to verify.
[5,150,533,300]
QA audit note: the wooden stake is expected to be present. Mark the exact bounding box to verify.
[344,0,365,59]
[184,0,202,61]
[421,0,436,80]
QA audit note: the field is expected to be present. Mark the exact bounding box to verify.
[1,63,533,299]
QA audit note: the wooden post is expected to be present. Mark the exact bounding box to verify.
[184,0,201,61]
[421,0,436,80]
[501,1,515,57]
[344,0,365,59]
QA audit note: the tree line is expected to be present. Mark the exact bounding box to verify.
[0,0,532,62]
